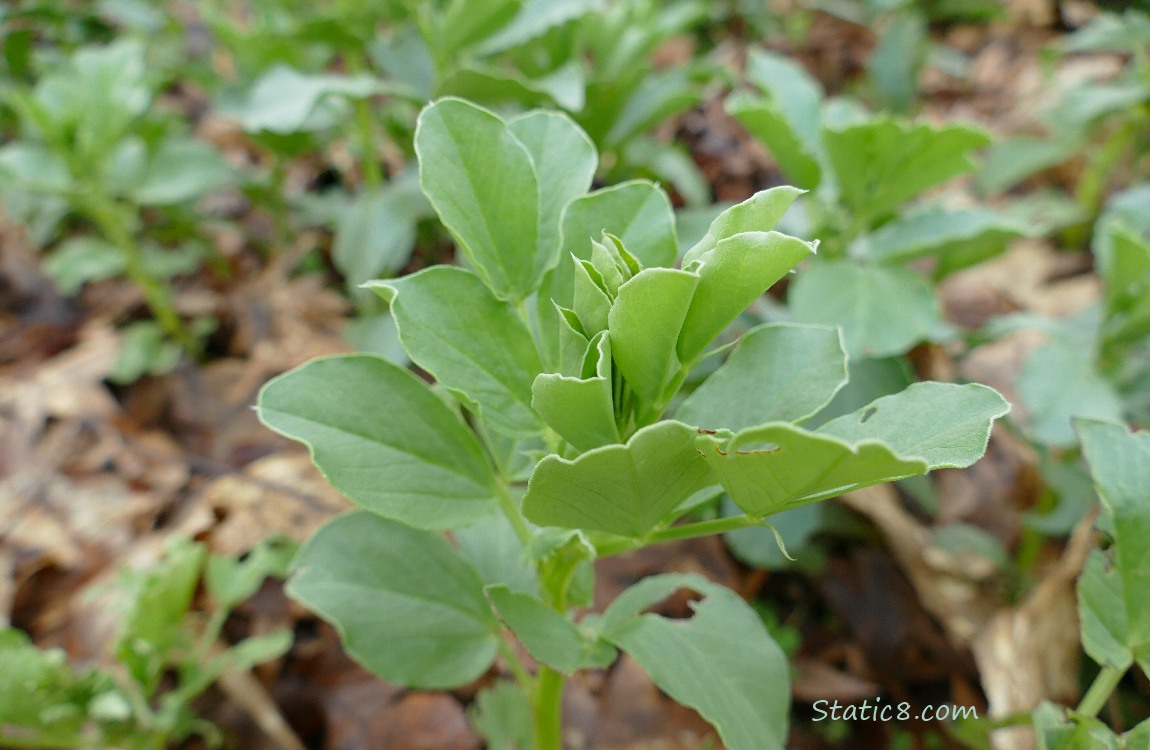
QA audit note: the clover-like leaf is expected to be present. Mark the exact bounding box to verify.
[523,420,715,537]
[533,332,621,452]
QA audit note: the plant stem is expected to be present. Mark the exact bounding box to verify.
[346,53,383,190]
[533,666,564,750]
[595,514,763,557]
[1066,116,1140,248]
[84,196,196,350]
[496,481,533,546]
[497,636,535,695]
[1076,663,1124,719]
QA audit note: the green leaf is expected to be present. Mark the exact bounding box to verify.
[0,629,121,745]
[601,68,702,149]
[523,420,715,537]
[682,186,804,266]
[287,512,499,689]
[332,171,430,289]
[116,537,206,694]
[867,10,927,113]
[470,681,534,750]
[678,231,816,364]
[823,119,989,226]
[560,180,678,270]
[213,630,293,675]
[676,323,847,431]
[43,237,126,294]
[609,267,700,405]
[1018,342,1124,447]
[788,260,942,358]
[851,205,1028,266]
[507,111,598,280]
[258,354,498,530]
[599,573,789,750]
[232,66,394,134]
[415,98,541,301]
[1077,419,1150,675]
[728,49,824,189]
[440,0,521,56]
[371,266,543,437]
[477,0,604,54]
[697,423,928,517]
[206,537,297,611]
[132,138,231,205]
[533,332,621,451]
[817,382,1010,469]
[487,585,614,673]
[436,62,586,112]
[977,135,1078,196]
[0,143,72,193]
[454,511,538,596]
[1078,550,1134,672]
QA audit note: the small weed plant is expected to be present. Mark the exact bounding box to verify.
[257,98,1009,749]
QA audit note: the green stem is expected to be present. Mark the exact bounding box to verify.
[1066,117,1140,247]
[347,53,383,190]
[497,636,535,694]
[533,666,564,750]
[496,481,533,546]
[1076,663,1124,719]
[595,514,763,557]
[83,196,195,350]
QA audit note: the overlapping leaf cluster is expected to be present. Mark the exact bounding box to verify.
[258,97,1008,750]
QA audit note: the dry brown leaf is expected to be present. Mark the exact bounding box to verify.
[186,451,350,556]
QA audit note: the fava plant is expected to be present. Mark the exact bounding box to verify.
[727,48,1050,361]
[0,39,232,379]
[0,537,294,749]
[258,98,1009,749]
[1031,418,1150,747]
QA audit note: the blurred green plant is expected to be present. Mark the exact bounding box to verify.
[0,537,295,749]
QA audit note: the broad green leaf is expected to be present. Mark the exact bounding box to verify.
[507,111,597,279]
[1078,550,1133,672]
[455,512,538,596]
[0,143,72,193]
[676,323,847,431]
[602,68,701,149]
[44,237,126,294]
[469,681,534,750]
[371,266,543,437]
[977,135,1078,195]
[116,537,206,694]
[1098,224,1150,348]
[599,573,789,750]
[817,382,1010,469]
[332,172,430,290]
[868,10,927,113]
[232,66,394,133]
[440,0,521,55]
[437,62,586,112]
[697,424,927,517]
[287,512,499,689]
[477,0,604,54]
[1078,419,1150,674]
[533,332,621,452]
[682,186,804,266]
[559,180,678,271]
[823,119,989,226]
[788,260,942,359]
[851,205,1028,266]
[487,585,614,674]
[210,631,293,680]
[415,98,540,300]
[132,138,231,205]
[728,49,824,189]
[523,420,715,537]
[1018,342,1124,447]
[678,231,816,364]
[258,354,498,529]
[572,257,613,334]
[609,267,699,405]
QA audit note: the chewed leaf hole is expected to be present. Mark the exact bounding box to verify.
[859,405,878,424]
